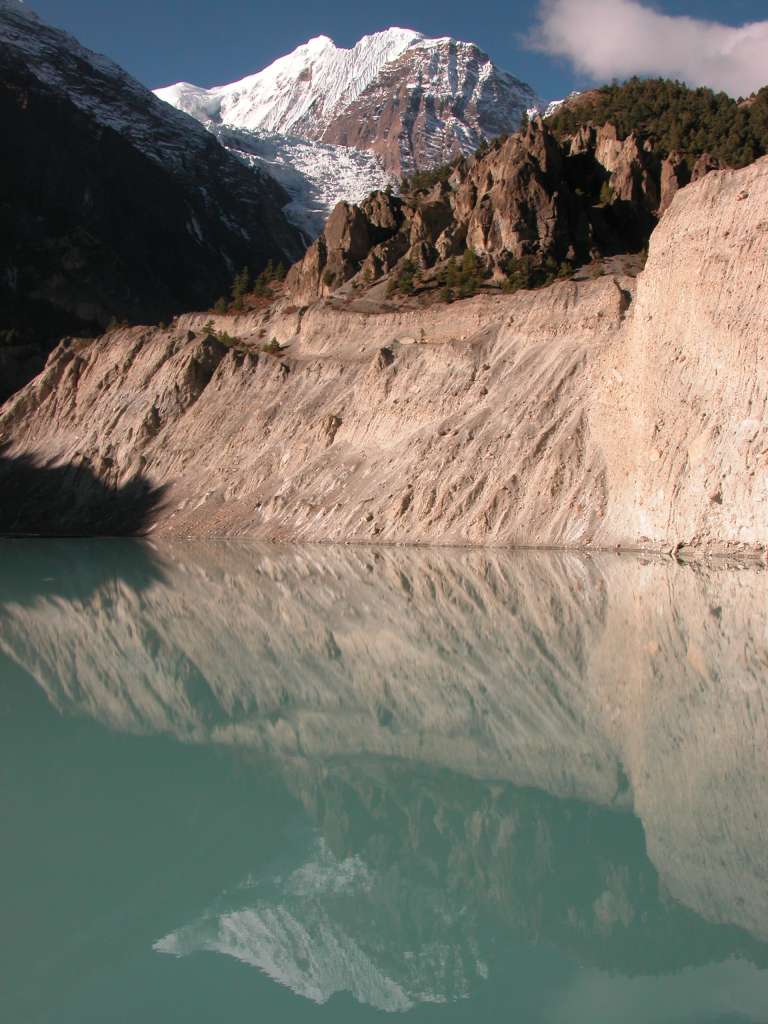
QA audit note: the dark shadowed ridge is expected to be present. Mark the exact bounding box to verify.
[0,0,305,401]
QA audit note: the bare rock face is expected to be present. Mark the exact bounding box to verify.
[593,156,768,550]
[286,192,405,302]
[319,38,537,175]
[659,151,692,214]
[593,126,660,209]
[1,158,766,551]
[691,153,724,181]
[459,119,574,260]
[408,188,454,249]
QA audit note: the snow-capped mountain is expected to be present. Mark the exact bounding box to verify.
[157,29,538,172]
[538,92,583,119]
[0,0,300,257]
[155,29,539,235]
[156,29,423,139]
[318,34,539,174]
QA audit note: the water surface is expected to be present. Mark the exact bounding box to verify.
[1,541,767,1023]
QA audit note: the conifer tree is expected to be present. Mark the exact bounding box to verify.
[231,267,251,310]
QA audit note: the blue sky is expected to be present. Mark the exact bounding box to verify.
[29,0,768,100]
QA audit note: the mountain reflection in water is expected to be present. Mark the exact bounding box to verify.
[1,540,767,1023]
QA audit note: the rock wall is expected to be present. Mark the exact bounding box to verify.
[593,158,768,549]
[0,158,766,551]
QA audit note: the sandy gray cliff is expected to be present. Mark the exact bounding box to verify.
[0,157,766,551]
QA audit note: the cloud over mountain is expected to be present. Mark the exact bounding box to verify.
[532,0,768,97]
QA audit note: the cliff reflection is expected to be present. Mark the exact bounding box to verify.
[1,541,767,1015]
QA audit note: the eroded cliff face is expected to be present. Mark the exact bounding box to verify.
[0,159,766,551]
[593,159,768,549]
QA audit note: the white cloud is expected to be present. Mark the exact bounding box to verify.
[531,0,768,97]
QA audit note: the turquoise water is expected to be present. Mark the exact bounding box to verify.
[2,540,768,1023]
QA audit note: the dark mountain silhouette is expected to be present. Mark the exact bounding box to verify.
[0,1,305,401]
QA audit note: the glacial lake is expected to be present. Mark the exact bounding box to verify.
[2,540,768,1023]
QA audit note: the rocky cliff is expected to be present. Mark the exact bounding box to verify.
[285,118,705,304]
[317,36,536,175]
[0,157,766,552]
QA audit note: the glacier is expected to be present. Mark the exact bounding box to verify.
[208,124,396,240]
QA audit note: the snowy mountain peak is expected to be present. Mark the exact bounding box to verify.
[155,28,426,137]
[304,34,334,49]
[153,27,538,236]
[155,28,538,172]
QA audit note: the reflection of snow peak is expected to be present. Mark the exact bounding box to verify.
[286,840,372,898]
[153,838,484,1011]
[154,840,414,1012]
[157,907,413,1011]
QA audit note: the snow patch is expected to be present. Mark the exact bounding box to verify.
[209,124,396,238]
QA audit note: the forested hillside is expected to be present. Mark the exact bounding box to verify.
[548,78,768,168]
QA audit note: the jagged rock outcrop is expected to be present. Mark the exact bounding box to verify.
[0,0,304,401]
[659,150,691,213]
[287,118,711,303]
[0,157,766,551]
[288,192,407,303]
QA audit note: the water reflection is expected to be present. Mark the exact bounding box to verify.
[1,541,767,1021]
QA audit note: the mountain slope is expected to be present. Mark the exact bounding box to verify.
[319,36,538,174]
[156,29,538,179]
[0,0,303,399]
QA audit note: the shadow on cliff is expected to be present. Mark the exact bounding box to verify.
[0,447,167,537]
[0,452,166,540]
